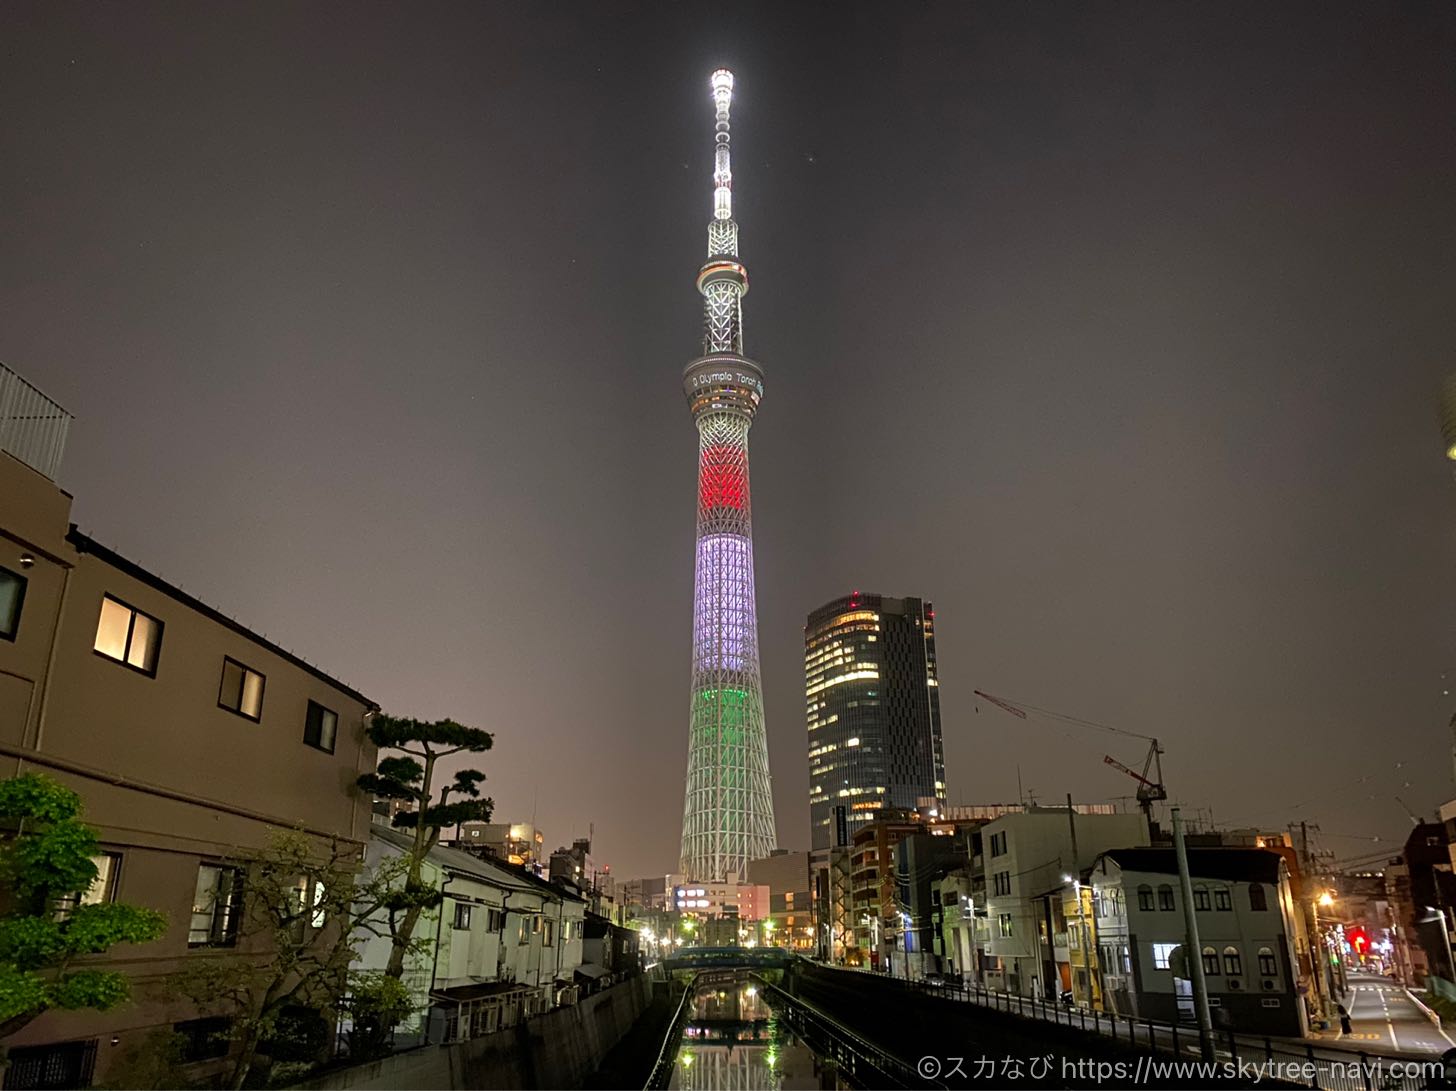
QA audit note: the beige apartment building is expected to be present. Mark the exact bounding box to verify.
[0,364,377,1089]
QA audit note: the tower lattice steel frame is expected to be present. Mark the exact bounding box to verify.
[679,69,776,882]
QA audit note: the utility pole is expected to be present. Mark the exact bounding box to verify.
[1173,808,1214,1060]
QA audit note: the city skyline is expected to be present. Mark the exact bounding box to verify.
[3,3,1456,879]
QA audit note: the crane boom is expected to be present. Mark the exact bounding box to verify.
[1104,753,1156,789]
[973,689,1027,719]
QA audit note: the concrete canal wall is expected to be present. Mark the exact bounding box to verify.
[290,976,653,1091]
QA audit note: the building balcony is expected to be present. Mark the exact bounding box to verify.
[0,363,71,481]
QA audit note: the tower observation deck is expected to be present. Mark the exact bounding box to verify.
[679,69,777,883]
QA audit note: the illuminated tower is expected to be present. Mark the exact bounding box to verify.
[679,69,776,882]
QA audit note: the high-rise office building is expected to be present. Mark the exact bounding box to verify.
[805,592,946,852]
[678,70,776,882]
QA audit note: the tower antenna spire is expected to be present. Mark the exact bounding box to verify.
[711,69,734,223]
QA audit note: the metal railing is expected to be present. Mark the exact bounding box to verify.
[643,973,700,1091]
[0,363,71,480]
[836,965,1444,1091]
[758,975,946,1089]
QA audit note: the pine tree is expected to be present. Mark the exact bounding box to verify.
[355,715,493,979]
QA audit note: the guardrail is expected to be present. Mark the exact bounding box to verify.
[757,975,945,1089]
[0,363,71,481]
[831,966,1443,1091]
[642,973,699,1091]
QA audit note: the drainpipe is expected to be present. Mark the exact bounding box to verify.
[424,873,456,1042]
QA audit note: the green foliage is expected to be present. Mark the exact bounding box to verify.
[364,715,493,754]
[167,829,414,1090]
[343,972,414,1061]
[0,774,167,1042]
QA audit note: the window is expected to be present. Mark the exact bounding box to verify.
[218,657,265,721]
[1249,883,1268,911]
[1136,884,1154,912]
[55,852,121,918]
[998,913,1013,938]
[993,871,1011,897]
[4,1039,98,1090]
[454,903,472,930]
[519,918,530,945]
[0,566,26,641]
[174,1016,232,1062]
[1214,886,1232,911]
[1152,942,1178,970]
[486,908,504,932]
[1222,945,1243,976]
[1157,884,1175,911]
[189,864,243,947]
[989,831,1007,857]
[1193,885,1210,911]
[93,594,163,675]
[1258,946,1278,976]
[304,701,339,753]
[543,919,555,947]
[1202,945,1220,975]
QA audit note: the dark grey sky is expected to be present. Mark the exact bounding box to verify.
[5,3,1456,878]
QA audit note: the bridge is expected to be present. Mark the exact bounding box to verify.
[659,945,795,972]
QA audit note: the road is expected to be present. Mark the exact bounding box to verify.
[1336,971,1454,1054]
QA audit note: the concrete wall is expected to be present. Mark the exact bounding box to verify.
[289,975,652,1091]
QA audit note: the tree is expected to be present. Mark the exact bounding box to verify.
[171,829,412,1090]
[355,715,493,979]
[0,774,167,1052]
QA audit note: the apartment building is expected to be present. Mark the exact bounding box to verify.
[1,365,377,1088]
[979,809,1149,997]
[1088,847,1308,1036]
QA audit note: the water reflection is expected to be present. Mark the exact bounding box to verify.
[668,976,844,1091]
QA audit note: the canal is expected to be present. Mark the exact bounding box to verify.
[667,974,848,1090]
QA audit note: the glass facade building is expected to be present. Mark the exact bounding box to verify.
[805,593,946,852]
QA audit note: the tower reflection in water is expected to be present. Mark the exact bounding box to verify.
[668,976,844,1090]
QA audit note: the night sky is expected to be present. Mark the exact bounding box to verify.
[5,3,1456,879]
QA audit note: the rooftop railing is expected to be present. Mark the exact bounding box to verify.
[0,363,72,481]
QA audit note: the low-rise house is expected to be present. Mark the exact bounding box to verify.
[1089,847,1308,1036]
[355,826,586,1047]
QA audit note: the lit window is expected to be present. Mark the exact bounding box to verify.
[189,864,243,947]
[93,594,163,675]
[1152,942,1177,970]
[1223,946,1242,976]
[454,903,472,930]
[304,701,339,753]
[0,566,26,641]
[1202,945,1220,975]
[1258,946,1277,976]
[218,657,265,721]
[55,852,121,918]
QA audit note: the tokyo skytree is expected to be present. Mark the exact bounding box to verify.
[679,69,776,882]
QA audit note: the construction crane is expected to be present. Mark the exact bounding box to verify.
[973,689,1168,824]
